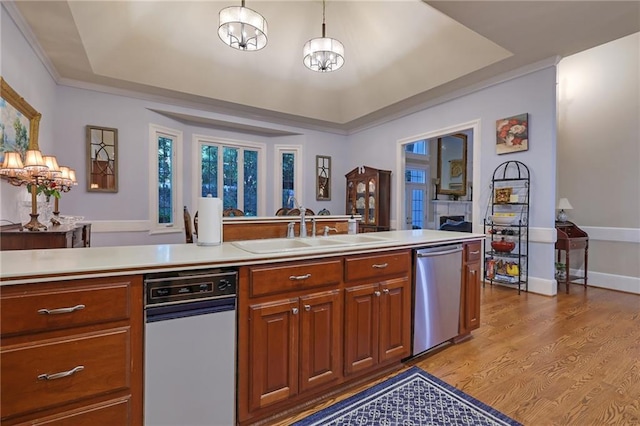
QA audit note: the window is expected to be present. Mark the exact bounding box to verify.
[195,136,266,216]
[405,140,428,155]
[149,124,183,234]
[274,145,302,210]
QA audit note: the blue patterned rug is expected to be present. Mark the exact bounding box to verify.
[292,367,521,426]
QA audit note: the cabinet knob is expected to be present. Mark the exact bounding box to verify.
[383,288,390,294]
[374,291,381,297]
[304,305,311,311]
[292,308,299,315]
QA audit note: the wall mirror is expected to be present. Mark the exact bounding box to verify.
[316,155,331,200]
[87,125,118,192]
[436,133,467,197]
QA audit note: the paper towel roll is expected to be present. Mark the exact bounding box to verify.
[197,196,223,246]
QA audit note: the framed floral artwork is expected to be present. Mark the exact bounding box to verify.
[0,77,42,161]
[496,113,528,154]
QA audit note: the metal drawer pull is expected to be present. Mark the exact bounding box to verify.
[289,274,311,281]
[38,365,84,381]
[469,250,480,255]
[372,263,388,269]
[38,304,85,315]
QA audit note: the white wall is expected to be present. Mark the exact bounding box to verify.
[348,67,559,295]
[558,32,640,294]
[0,5,58,223]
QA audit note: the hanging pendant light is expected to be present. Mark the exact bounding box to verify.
[218,0,268,51]
[303,0,344,72]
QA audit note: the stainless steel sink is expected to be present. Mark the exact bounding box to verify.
[328,234,391,245]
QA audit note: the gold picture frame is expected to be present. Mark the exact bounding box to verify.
[0,77,41,157]
[495,187,513,204]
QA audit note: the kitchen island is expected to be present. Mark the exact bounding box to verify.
[0,229,483,425]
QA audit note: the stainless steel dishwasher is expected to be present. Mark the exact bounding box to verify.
[144,269,237,426]
[413,244,463,355]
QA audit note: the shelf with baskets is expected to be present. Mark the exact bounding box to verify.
[484,161,530,293]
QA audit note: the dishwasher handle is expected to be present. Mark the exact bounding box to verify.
[416,245,463,258]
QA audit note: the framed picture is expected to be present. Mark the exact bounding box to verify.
[316,155,331,201]
[87,125,118,192]
[496,113,528,154]
[495,187,512,204]
[0,77,41,161]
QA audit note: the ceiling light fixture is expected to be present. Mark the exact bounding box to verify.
[218,0,268,51]
[303,0,344,72]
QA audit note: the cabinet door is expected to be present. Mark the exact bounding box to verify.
[299,290,342,393]
[379,277,411,363]
[460,242,481,334]
[464,260,481,331]
[248,299,299,412]
[344,283,379,376]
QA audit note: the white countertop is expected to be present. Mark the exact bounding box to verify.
[0,229,484,285]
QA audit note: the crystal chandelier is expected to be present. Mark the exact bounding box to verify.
[303,0,345,72]
[218,0,268,51]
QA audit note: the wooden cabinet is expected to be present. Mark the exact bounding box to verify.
[238,249,412,425]
[555,221,588,293]
[238,259,343,424]
[0,223,91,250]
[0,275,143,426]
[346,166,391,232]
[344,250,412,376]
[459,241,481,336]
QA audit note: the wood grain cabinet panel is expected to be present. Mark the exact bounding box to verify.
[299,290,342,393]
[248,299,300,412]
[249,259,342,298]
[378,276,411,363]
[0,276,142,426]
[344,283,379,375]
[1,281,130,337]
[459,241,482,335]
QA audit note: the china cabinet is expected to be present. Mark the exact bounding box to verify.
[484,161,530,293]
[345,166,391,232]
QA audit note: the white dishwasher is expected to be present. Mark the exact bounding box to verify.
[144,269,237,426]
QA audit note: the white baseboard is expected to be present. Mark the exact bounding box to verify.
[90,220,150,233]
[527,276,557,296]
[570,268,640,294]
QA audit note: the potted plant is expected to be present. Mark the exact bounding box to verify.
[555,262,567,280]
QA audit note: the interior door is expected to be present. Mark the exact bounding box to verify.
[404,184,427,230]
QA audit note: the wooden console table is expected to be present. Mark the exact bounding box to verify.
[0,223,91,251]
[555,221,588,293]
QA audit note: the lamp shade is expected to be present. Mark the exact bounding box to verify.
[23,149,49,174]
[557,198,573,210]
[0,152,25,177]
[218,2,268,51]
[43,155,61,178]
[303,36,345,72]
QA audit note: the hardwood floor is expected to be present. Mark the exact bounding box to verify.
[270,284,640,425]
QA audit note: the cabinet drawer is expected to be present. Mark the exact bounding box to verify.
[465,241,482,262]
[344,250,411,282]
[1,327,130,420]
[249,259,342,298]
[1,280,131,337]
[12,397,130,426]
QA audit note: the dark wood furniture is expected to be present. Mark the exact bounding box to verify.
[0,275,143,425]
[345,166,391,232]
[0,223,91,251]
[555,221,588,293]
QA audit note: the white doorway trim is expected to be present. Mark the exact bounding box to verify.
[395,119,482,233]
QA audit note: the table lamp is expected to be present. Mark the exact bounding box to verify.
[556,198,573,222]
